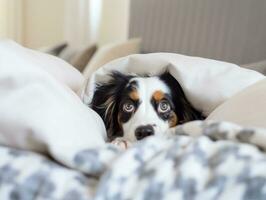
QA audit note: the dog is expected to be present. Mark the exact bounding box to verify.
[90,71,204,148]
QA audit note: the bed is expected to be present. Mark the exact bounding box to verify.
[1,40,266,200]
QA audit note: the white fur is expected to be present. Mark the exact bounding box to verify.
[122,77,170,142]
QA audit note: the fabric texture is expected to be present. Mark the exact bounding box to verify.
[2,121,266,199]
[207,79,266,129]
[0,40,107,171]
[82,38,141,79]
[94,120,266,200]
[70,44,97,72]
[0,146,97,199]
[82,53,264,116]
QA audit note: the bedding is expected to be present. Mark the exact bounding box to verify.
[82,53,264,116]
[2,121,266,199]
[1,40,266,199]
[82,38,141,79]
[207,79,266,129]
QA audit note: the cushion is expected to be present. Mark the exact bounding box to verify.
[242,60,266,75]
[207,79,266,128]
[69,44,97,72]
[0,39,84,93]
[58,46,78,62]
[39,42,68,56]
[0,39,106,169]
[81,53,264,116]
[82,38,141,79]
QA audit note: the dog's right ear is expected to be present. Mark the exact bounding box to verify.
[160,71,204,124]
[90,71,132,140]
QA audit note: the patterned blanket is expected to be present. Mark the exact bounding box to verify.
[1,121,266,200]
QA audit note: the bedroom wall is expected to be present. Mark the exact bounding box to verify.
[0,0,23,43]
[23,0,66,49]
[98,0,130,46]
[1,0,130,49]
[0,0,8,38]
[129,0,266,65]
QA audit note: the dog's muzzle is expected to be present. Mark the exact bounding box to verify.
[135,125,154,140]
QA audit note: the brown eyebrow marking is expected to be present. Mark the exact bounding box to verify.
[153,90,165,102]
[169,112,178,127]
[129,90,139,101]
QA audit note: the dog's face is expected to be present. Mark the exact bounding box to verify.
[117,76,178,141]
[91,71,203,142]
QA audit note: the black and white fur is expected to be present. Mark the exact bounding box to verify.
[90,71,204,145]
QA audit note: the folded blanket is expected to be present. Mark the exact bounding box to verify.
[95,121,266,200]
[0,146,97,199]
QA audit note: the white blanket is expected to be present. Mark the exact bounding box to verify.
[82,53,264,115]
[0,40,107,170]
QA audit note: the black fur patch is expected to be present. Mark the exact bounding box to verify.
[90,71,133,140]
[159,71,204,124]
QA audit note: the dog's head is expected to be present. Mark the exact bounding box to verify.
[91,71,203,142]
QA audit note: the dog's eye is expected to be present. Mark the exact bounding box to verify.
[158,101,171,113]
[123,102,135,113]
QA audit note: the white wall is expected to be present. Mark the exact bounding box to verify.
[23,0,66,48]
[64,0,130,47]
[0,0,130,48]
[0,0,23,42]
[98,0,130,46]
[0,0,8,38]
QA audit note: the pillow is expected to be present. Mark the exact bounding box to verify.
[39,42,68,56]
[207,79,266,128]
[58,46,78,62]
[0,39,84,93]
[0,39,106,170]
[242,60,266,75]
[69,44,97,72]
[82,38,141,79]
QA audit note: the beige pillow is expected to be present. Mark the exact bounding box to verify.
[58,46,78,62]
[39,42,67,56]
[69,44,97,72]
[207,78,266,128]
[83,38,141,79]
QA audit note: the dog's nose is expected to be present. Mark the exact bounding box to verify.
[135,125,154,140]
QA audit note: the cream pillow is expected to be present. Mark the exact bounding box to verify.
[207,78,266,128]
[83,38,141,79]
[39,42,67,56]
[70,44,97,72]
[1,40,84,93]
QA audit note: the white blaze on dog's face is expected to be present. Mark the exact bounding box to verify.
[91,71,203,143]
[118,77,178,142]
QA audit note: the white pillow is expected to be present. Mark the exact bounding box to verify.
[0,40,106,168]
[82,53,264,116]
[0,39,84,93]
[207,79,266,128]
[83,38,141,79]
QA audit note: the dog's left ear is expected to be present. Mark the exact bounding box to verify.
[160,71,204,124]
[90,71,132,140]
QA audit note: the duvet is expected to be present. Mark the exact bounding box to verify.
[0,40,266,200]
[2,121,266,199]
